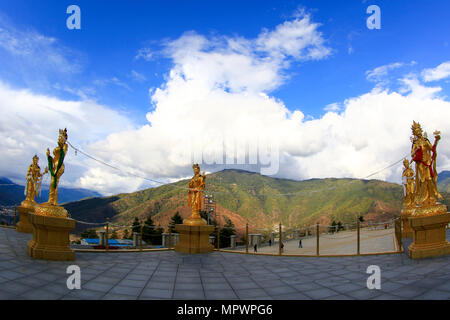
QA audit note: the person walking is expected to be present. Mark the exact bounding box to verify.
[280,242,284,253]
[268,239,272,246]
[254,244,257,253]
[299,239,303,248]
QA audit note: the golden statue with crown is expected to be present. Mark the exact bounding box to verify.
[26,128,75,261]
[404,121,450,259]
[174,163,214,254]
[33,128,69,217]
[184,163,207,226]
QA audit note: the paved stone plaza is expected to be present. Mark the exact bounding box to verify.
[0,227,449,300]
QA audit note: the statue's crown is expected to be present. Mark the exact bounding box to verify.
[32,154,39,161]
[192,163,200,169]
[411,121,422,133]
[59,128,68,141]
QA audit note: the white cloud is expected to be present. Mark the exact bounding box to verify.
[422,61,450,82]
[0,81,136,195]
[135,48,154,61]
[324,102,341,112]
[366,62,404,82]
[130,70,147,82]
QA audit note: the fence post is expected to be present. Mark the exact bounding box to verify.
[357,219,361,255]
[168,226,172,249]
[105,218,110,251]
[140,222,143,251]
[216,226,220,250]
[316,223,320,256]
[245,223,249,254]
[14,205,17,227]
[278,223,282,255]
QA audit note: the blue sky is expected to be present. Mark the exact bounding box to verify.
[1,0,449,121]
[1,1,450,194]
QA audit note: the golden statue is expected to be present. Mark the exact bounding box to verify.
[45,128,68,206]
[33,128,69,218]
[410,121,443,207]
[402,159,415,208]
[21,155,48,208]
[184,164,207,226]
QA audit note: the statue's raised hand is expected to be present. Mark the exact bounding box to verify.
[46,148,50,157]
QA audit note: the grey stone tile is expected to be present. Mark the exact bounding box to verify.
[264,285,298,296]
[140,288,173,299]
[63,289,106,300]
[304,288,339,299]
[204,289,238,299]
[173,290,205,300]
[229,281,260,290]
[272,292,311,300]
[102,293,136,300]
[82,281,115,293]
[203,282,232,291]
[390,285,428,299]
[413,289,450,300]
[2,281,34,295]
[117,279,147,288]
[19,289,64,300]
[346,288,383,300]
[174,282,203,290]
[146,281,174,290]
[109,285,142,296]
[235,288,269,299]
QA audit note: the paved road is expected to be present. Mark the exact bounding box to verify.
[241,228,396,255]
[0,227,449,300]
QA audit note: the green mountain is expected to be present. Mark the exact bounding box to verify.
[64,169,406,233]
[438,171,450,193]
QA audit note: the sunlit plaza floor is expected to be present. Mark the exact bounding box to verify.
[0,227,449,300]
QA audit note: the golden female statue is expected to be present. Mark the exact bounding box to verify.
[402,159,415,208]
[185,164,207,225]
[45,128,68,206]
[21,155,48,208]
[410,121,443,207]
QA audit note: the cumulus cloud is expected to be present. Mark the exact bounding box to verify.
[3,11,450,197]
[0,81,135,194]
[422,61,450,82]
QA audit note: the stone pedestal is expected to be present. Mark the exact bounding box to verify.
[16,204,34,233]
[408,205,450,259]
[98,230,106,246]
[133,232,139,247]
[27,207,75,261]
[174,224,214,254]
[230,235,237,249]
[401,207,415,238]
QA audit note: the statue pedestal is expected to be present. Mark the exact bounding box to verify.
[408,205,450,259]
[16,202,35,233]
[27,206,75,261]
[174,224,214,254]
[401,207,415,238]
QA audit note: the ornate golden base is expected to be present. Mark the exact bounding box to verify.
[183,217,207,226]
[16,202,35,233]
[408,209,450,260]
[34,203,69,218]
[174,224,214,254]
[401,207,415,238]
[27,211,75,261]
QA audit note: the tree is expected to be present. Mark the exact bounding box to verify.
[132,217,140,234]
[169,212,183,233]
[80,228,97,238]
[123,229,130,239]
[337,221,343,232]
[110,230,118,239]
[359,215,365,222]
[219,217,236,248]
[142,215,155,244]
